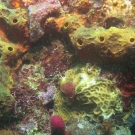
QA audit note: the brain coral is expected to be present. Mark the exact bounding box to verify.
[54,64,122,122]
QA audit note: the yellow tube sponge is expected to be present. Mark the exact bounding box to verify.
[47,13,87,37]
[71,26,135,60]
[0,3,29,38]
[0,30,28,69]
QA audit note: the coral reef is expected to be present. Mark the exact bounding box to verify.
[66,0,80,7]
[22,0,37,7]
[101,0,133,18]
[11,86,37,116]
[0,63,13,90]
[13,63,47,90]
[10,37,72,134]
[6,0,22,8]
[116,72,135,113]
[1,0,135,134]
[54,64,122,122]
[1,0,37,8]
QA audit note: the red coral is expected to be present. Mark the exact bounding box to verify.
[50,115,65,135]
[60,82,76,98]
[120,83,135,98]
[114,72,135,111]
[100,71,135,111]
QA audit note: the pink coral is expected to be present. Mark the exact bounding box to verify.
[50,115,66,135]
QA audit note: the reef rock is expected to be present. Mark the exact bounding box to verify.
[28,0,61,42]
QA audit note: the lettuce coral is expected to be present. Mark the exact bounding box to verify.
[54,64,122,122]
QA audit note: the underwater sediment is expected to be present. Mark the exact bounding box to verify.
[0,0,135,135]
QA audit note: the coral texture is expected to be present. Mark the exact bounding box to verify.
[41,40,72,79]
[55,64,122,122]
[1,0,135,134]
[76,0,90,14]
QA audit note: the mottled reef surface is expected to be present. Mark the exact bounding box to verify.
[0,0,135,135]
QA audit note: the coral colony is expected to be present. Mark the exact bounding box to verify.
[1,0,135,135]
